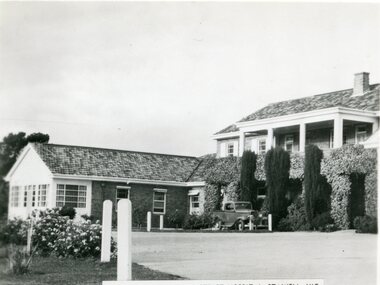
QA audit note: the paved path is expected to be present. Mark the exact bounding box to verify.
[128,230,377,285]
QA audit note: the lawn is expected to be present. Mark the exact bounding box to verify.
[0,256,184,285]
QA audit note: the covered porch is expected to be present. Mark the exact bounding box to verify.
[238,108,379,155]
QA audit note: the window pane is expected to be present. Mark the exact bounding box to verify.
[66,185,79,190]
[154,192,165,201]
[154,201,165,208]
[153,208,164,213]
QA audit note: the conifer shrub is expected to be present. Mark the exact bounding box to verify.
[264,147,290,228]
[240,150,257,208]
[304,145,331,224]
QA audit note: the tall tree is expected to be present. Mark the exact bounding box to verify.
[304,144,331,225]
[240,150,257,208]
[264,147,290,228]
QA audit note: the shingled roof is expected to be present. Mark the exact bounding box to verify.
[32,143,202,183]
[216,84,380,135]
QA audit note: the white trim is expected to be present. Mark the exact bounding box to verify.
[51,174,205,187]
[153,188,167,193]
[213,131,240,140]
[236,107,378,129]
[152,190,166,214]
[213,107,379,140]
[188,189,200,196]
[186,181,206,187]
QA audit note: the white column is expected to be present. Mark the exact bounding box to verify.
[334,116,343,148]
[266,128,274,151]
[299,123,306,152]
[372,118,379,134]
[146,211,151,232]
[101,200,112,262]
[117,199,132,281]
[239,132,245,156]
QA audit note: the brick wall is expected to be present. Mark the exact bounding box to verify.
[91,181,190,228]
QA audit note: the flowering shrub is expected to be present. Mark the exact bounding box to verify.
[52,219,103,258]
[0,218,29,245]
[32,208,116,258]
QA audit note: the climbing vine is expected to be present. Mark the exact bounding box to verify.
[321,145,377,229]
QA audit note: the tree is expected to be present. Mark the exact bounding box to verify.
[304,145,332,226]
[0,132,49,219]
[304,145,323,224]
[26,132,50,144]
[264,147,290,228]
[240,150,257,208]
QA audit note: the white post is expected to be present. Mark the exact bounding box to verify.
[159,215,164,230]
[268,214,272,232]
[266,128,274,151]
[299,123,306,152]
[147,211,151,232]
[26,219,33,254]
[101,200,113,262]
[249,216,253,231]
[117,199,132,281]
[333,116,343,148]
[239,132,245,156]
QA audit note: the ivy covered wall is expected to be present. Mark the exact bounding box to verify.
[321,145,377,229]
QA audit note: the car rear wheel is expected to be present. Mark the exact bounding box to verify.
[235,220,245,231]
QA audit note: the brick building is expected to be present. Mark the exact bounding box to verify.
[5,143,205,227]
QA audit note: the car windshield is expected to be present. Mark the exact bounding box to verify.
[234,202,252,210]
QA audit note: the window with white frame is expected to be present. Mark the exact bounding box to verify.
[37,184,48,207]
[10,186,20,207]
[227,143,234,157]
[355,125,368,143]
[116,186,130,203]
[258,139,266,154]
[190,195,200,213]
[284,135,294,152]
[30,185,36,207]
[153,189,166,214]
[56,184,87,208]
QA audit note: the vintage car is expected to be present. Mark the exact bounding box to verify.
[212,201,268,231]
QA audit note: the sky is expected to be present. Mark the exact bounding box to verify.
[0,2,379,157]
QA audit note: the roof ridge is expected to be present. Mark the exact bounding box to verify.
[33,142,200,159]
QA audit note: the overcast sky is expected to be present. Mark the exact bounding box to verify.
[0,2,379,156]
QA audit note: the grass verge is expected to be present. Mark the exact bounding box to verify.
[0,255,184,284]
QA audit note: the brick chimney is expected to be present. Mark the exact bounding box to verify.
[352,72,370,96]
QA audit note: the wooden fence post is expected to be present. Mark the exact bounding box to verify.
[159,215,164,230]
[101,200,113,262]
[117,199,132,281]
[268,214,272,232]
[147,211,151,232]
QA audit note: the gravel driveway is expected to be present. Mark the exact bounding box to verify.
[127,230,376,285]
